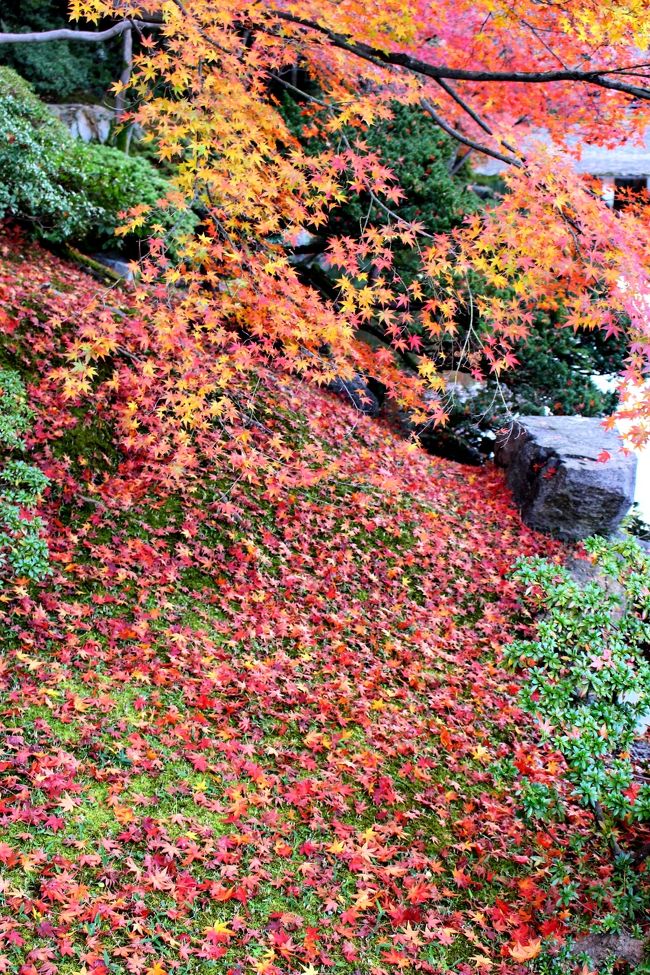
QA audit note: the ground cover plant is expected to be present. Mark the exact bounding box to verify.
[0,367,50,586]
[508,539,650,845]
[0,231,648,975]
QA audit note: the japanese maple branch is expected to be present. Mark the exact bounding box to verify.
[433,77,521,159]
[168,0,229,55]
[272,11,650,100]
[269,54,522,170]
[420,99,524,168]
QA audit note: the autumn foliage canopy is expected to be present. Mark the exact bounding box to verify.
[48,0,650,459]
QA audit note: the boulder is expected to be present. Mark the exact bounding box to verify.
[495,416,636,540]
[440,369,486,405]
[569,931,645,971]
[47,103,114,143]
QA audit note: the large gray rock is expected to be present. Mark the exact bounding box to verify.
[569,931,645,971]
[47,103,114,143]
[495,416,636,539]
[92,254,135,283]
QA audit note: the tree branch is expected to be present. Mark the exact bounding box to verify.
[434,77,494,137]
[420,99,524,169]
[272,11,650,100]
[114,24,133,117]
[433,77,521,160]
[168,0,229,55]
[0,19,162,45]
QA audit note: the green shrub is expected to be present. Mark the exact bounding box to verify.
[71,142,197,249]
[0,369,50,585]
[0,67,196,251]
[0,366,34,450]
[0,67,99,241]
[507,536,650,832]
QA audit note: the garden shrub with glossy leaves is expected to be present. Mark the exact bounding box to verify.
[0,67,99,242]
[508,537,650,827]
[0,67,195,252]
[0,368,49,584]
[0,365,33,450]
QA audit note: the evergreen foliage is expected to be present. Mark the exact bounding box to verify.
[0,368,50,584]
[0,67,195,252]
[280,96,479,280]
[508,537,650,828]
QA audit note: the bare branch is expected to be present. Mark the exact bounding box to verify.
[433,77,521,159]
[420,99,524,169]
[434,77,494,137]
[114,25,133,117]
[0,19,162,45]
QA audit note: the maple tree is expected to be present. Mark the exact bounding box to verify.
[2,0,650,449]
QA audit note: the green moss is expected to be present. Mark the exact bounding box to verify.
[52,411,121,477]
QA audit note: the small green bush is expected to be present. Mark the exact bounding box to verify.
[70,141,197,248]
[0,366,34,450]
[0,368,50,585]
[0,67,99,241]
[0,67,195,251]
[0,494,50,582]
[507,536,650,830]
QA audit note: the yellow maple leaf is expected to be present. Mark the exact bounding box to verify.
[510,939,542,962]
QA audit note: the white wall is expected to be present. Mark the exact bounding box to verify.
[591,375,650,525]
